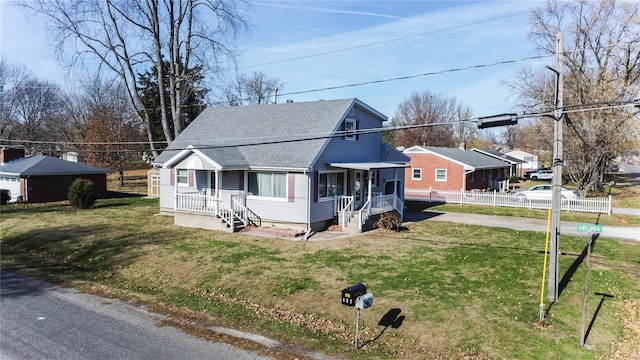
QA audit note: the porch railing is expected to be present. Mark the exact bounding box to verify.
[358,194,404,232]
[176,192,258,230]
[336,196,354,228]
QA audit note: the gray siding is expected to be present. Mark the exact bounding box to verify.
[310,106,385,222]
[246,172,309,225]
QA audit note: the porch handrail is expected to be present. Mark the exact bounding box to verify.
[175,192,235,229]
[338,196,354,228]
[231,193,261,227]
[335,195,354,214]
[359,199,370,232]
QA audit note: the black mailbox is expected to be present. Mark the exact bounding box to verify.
[341,283,367,306]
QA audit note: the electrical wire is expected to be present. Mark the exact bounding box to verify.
[2,98,637,153]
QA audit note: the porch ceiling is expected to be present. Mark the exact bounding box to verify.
[329,162,408,171]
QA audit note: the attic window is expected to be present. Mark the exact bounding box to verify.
[344,119,356,141]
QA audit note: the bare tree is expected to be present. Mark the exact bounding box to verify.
[507,0,640,194]
[452,104,476,149]
[20,0,248,158]
[83,80,143,186]
[389,91,459,148]
[220,70,283,105]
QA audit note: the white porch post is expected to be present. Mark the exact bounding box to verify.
[367,169,372,213]
[393,168,398,211]
[173,168,178,210]
[215,170,220,213]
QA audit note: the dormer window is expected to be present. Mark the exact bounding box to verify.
[344,118,356,141]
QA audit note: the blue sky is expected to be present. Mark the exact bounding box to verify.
[1,0,550,121]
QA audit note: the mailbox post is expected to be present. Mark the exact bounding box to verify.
[342,283,373,350]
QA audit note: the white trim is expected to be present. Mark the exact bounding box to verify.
[318,170,347,200]
[162,145,222,169]
[344,118,356,141]
[411,168,422,180]
[247,171,288,199]
[435,168,447,182]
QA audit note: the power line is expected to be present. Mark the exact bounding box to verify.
[3,98,637,153]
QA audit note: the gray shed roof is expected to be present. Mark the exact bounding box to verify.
[155,98,386,170]
[406,146,510,170]
[0,155,111,176]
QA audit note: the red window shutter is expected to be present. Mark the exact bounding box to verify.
[170,169,175,185]
[288,173,295,202]
[238,172,244,190]
[188,169,194,187]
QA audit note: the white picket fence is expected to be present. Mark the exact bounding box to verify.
[405,188,612,215]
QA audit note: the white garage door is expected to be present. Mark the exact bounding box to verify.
[0,176,21,202]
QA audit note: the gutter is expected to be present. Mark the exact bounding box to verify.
[303,167,314,241]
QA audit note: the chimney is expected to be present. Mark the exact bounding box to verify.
[286,99,294,103]
[1,146,26,164]
[459,143,466,150]
[272,87,278,104]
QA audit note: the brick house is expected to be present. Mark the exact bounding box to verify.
[403,146,510,192]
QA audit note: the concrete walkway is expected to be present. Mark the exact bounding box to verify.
[404,211,640,243]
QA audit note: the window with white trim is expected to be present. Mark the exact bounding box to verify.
[412,168,422,180]
[344,119,356,141]
[435,169,447,182]
[319,171,345,198]
[248,172,286,198]
[176,169,188,185]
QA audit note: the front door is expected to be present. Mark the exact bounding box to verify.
[354,170,368,210]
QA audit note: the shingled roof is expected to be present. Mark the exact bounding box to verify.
[404,146,510,170]
[0,155,111,176]
[154,98,386,170]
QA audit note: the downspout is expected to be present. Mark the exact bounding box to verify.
[303,168,313,241]
[463,168,474,192]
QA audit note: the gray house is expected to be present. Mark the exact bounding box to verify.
[152,98,409,236]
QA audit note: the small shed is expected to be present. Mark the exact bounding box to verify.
[0,155,111,203]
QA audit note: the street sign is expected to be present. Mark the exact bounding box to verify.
[577,224,602,233]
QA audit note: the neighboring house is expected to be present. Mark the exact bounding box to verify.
[152,98,409,235]
[403,146,511,192]
[471,148,526,178]
[0,154,110,203]
[504,149,539,176]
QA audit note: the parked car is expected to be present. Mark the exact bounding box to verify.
[628,158,635,164]
[1,189,10,205]
[529,169,553,181]
[523,167,550,180]
[511,185,579,202]
[610,164,619,172]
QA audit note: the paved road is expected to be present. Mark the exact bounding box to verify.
[0,270,272,360]
[404,211,640,243]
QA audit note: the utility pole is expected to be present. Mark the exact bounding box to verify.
[548,32,564,303]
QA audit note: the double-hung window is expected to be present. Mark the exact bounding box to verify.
[176,169,188,185]
[435,169,447,182]
[412,168,422,180]
[344,119,356,141]
[248,172,286,198]
[319,172,345,198]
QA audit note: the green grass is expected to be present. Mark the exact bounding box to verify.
[1,197,638,359]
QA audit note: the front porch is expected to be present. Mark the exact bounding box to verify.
[175,191,260,232]
[335,193,404,233]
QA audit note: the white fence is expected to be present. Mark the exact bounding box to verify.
[405,188,612,215]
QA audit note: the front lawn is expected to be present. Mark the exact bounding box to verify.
[1,197,638,359]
